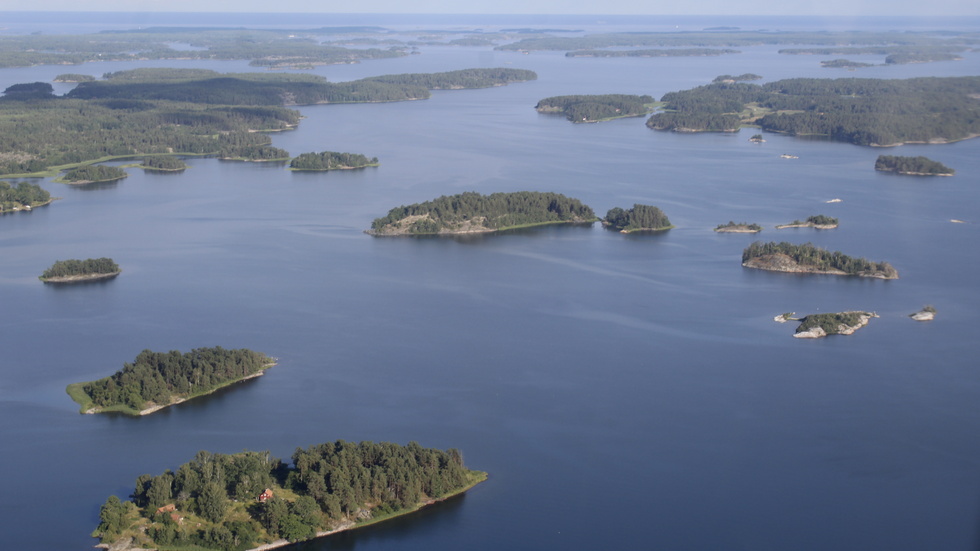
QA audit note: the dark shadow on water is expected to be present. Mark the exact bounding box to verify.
[98,375,264,420]
[290,493,468,551]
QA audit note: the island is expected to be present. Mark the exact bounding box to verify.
[793,311,878,338]
[566,48,739,58]
[713,73,762,83]
[290,151,379,171]
[39,257,120,283]
[66,347,276,415]
[53,73,96,82]
[874,155,955,176]
[58,164,127,184]
[141,156,188,172]
[749,134,765,142]
[910,305,937,321]
[535,94,655,123]
[820,59,874,69]
[742,241,898,279]
[367,191,596,236]
[0,180,53,214]
[645,76,980,145]
[603,204,673,233]
[0,68,536,177]
[775,214,838,229]
[715,221,762,233]
[91,441,486,551]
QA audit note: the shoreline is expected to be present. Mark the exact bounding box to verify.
[742,257,898,279]
[76,362,276,416]
[40,271,120,284]
[774,222,838,229]
[366,218,597,237]
[245,472,488,551]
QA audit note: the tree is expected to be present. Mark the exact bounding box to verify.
[198,481,228,523]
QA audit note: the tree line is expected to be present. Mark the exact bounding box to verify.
[742,241,897,278]
[369,191,596,235]
[536,94,655,123]
[603,204,673,232]
[94,441,482,550]
[75,347,274,413]
[875,155,954,175]
[40,257,119,279]
[0,181,50,212]
[290,151,378,170]
[62,165,127,183]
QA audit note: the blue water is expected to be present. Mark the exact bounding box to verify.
[0,12,979,551]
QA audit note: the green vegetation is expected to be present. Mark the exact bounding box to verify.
[60,165,127,183]
[369,191,596,235]
[0,68,535,176]
[646,76,980,145]
[93,441,486,550]
[820,59,874,68]
[40,257,119,282]
[566,48,739,57]
[141,156,187,171]
[603,204,673,232]
[68,347,275,415]
[742,241,897,278]
[290,151,379,171]
[779,46,965,65]
[795,311,874,336]
[54,73,95,82]
[0,181,51,213]
[776,215,838,228]
[875,155,954,175]
[0,28,406,69]
[715,221,762,232]
[535,94,655,122]
[713,73,762,82]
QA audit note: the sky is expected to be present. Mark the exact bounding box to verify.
[2,0,978,17]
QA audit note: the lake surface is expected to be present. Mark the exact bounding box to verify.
[1,12,979,551]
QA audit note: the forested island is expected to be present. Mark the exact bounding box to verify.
[715,221,762,233]
[39,257,120,283]
[875,155,955,176]
[58,164,127,184]
[566,48,739,58]
[742,241,898,279]
[535,94,655,123]
[645,76,980,145]
[67,347,276,415]
[141,156,188,172]
[368,191,596,236]
[775,214,838,229]
[713,73,763,83]
[92,441,486,551]
[290,151,379,171]
[54,73,96,82]
[0,68,536,176]
[0,181,53,214]
[820,59,874,69]
[603,204,673,233]
[793,311,878,338]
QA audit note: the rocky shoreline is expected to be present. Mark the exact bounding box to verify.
[40,271,120,284]
[743,255,898,279]
[793,311,878,338]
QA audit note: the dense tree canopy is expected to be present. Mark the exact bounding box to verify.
[62,165,127,183]
[0,181,50,212]
[742,241,897,278]
[290,151,378,170]
[369,191,596,235]
[875,155,954,175]
[71,347,275,414]
[142,156,188,171]
[603,204,673,232]
[93,441,484,551]
[40,257,119,281]
[536,94,655,122]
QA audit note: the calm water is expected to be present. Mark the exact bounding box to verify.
[1,12,979,551]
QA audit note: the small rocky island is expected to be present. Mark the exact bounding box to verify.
[910,305,937,321]
[775,214,838,229]
[91,441,486,551]
[603,204,673,233]
[67,347,276,415]
[368,191,596,236]
[715,221,762,233]
[39,257,121,283]
[793,311,878,338]
[742,241,898,279]
[875,155,955,176]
